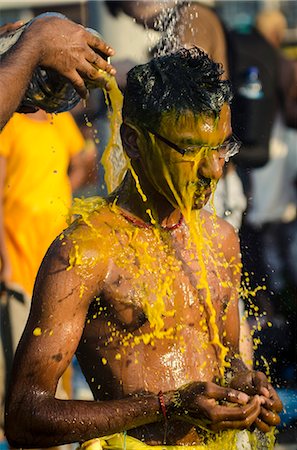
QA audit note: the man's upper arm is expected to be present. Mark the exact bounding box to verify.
[221,222,242,352]
[10,230,101,395]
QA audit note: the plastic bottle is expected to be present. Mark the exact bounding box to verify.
[238,66,264,100]
[0,12,106,113]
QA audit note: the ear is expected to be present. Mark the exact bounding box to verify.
[120,123,141,159]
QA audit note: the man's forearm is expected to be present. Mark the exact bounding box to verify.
[6,393,162,448]
[0,31,40,130]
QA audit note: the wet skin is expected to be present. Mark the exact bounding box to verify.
[5,105,282,447]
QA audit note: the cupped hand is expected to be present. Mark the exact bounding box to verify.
[230,370,283,432]
[171,381,262,432]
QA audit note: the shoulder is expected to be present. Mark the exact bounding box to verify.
[201,209,240,259]
[37,200,118,288]
[59,198,131,255]
[69,197,127,233]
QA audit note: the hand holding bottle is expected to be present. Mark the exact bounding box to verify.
[0,13,117,116]
[25,14,116,98]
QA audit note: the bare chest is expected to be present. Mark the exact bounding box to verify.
[97,222,231,332]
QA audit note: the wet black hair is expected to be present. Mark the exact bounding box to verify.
[123,47,233,130]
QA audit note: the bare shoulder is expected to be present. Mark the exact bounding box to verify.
[60,198,124,255]
[31,199,121,305]
[201,209,240,260]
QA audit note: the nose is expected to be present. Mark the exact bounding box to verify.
[198,151,224,181]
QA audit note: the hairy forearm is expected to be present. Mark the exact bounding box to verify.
[0,30,41,130]
[6,393,162,448]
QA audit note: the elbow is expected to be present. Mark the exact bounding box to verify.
[5,405,32,449]
[5,395,46,449]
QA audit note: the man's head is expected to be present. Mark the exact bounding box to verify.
[121,48,235,215]
[123,47,232,131]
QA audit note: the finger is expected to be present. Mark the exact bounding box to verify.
[65,71,89,99]
[0,21,23,35]
[254,417,272,433]
[77,63,111,91]
[253,372,270,397]
[86,31,115,57]
[253,374,282,412]
[261,395,283,414]
[259,407,281,426]
[86,50,116,75]
[200,395,261,423]
[204,384,249,405]
[9,20,24,30]
[266,386,283,412]
[258,385,283,412]
[209,399,261,431]
[259,387,270,398]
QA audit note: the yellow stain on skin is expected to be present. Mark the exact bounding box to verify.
[33,327,42,336]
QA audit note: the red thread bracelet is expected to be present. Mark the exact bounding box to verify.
[158,391,167,421]
[158,391,168,444]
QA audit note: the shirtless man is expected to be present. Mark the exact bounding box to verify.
[5,48,282,448]
[0,15,115,130]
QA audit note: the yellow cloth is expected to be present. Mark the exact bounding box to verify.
[80,429,275,450]
[0,112,84,295]
[80,431,239,450]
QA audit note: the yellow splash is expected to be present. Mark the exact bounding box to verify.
[98,70,127,193]
[33,327,42,336]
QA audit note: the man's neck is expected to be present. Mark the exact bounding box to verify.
[108,171,182,229]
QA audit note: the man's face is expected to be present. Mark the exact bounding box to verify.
[139,104,232,217]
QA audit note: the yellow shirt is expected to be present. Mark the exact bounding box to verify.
[0,112,85,295]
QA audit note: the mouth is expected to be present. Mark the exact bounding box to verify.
[193,189,211,207]
[203,188,212,198]
[198,176,211,190]
[191,179,212,208]
[196,178,212,198]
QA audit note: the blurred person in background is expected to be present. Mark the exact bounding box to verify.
[240,10,297,387]
[0,108,96,446]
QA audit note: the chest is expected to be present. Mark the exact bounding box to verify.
[99,223,231,331]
